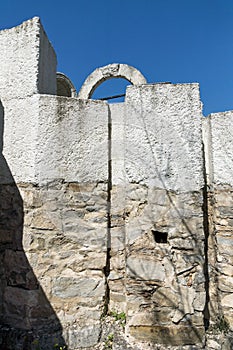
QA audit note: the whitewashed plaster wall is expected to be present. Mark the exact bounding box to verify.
[0,17,56,100]
[124,83,204,192]
[2,95,109,185]
[2,96,39,183]
[203,111,233,187]
[1,16,233,349]
[36,96,109,184]
[0,17,57,184]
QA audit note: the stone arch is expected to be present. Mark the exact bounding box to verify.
[56,72,77,97]
[78,63,147,100]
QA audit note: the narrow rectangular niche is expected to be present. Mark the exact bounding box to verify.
[152,230,168,244]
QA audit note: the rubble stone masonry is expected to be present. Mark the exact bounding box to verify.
[0,18,233,350]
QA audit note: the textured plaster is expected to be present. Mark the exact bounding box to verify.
[124,83,204,192]
[36,96,109,184]
[1,96,109,185]
[78,63,147,99]
[207,111,233,186]
[1,16,233,350]
[0,17,56,101]
[2,95,39,183]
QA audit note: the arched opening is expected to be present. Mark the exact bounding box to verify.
[56,72,77,97]
[91,77,131,103]
[78,63,147,100]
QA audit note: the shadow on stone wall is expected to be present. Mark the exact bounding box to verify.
[124,121,233,347]
[0,100,66,350]
[124,105,210,347]
[125,190,207,346]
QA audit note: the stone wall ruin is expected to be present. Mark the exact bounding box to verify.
[0,17,233,350]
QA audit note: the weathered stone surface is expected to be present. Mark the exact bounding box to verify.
[0,17,56,100]
[218,276,233,292]
[207,186,233,331]
[193,291,206,311]
[52,276,105,298]
[206,339,222,350]
[125,83,204,192]
[124,183,205,343]
[1,17,233,350]
[4,250,38,289]
[221,294,233,308]
[68,323,101,349]
[126,256,166,281]
[0,181,107,349]
[207,112,233,186]
[78,63,147,99]
[129,325,205,346]
[152,287,179,307]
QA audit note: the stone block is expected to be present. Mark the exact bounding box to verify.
[0,17,56,100]
[218,263,233,276]
[217,235,233,256]
[221,294,233,308]
[68,323,101,349]
[193,291,206,311]
[4,250,38,289]
[218,276,233,292]
[125,83,203,192]
[52,276,105,299]
[129,325,205,346]
[126,256,165,281]
[31,210,55,230]
[111,227,125,251]
[129,309,175,327]
[208,112,233,186]
[152,287,179,307]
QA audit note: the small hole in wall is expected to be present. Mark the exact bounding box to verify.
[152,230,168,244]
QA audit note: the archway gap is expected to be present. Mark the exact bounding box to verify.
[91,77,132,103]
[78,63,147,100]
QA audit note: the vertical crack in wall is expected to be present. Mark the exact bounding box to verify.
[103,104,112,315]
[202,141,210,331]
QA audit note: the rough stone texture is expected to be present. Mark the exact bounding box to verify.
[36,96,109,184]
[122,83,205,345]
[124,83,204,191]
[206,185,233,331]
[203,112,233,333]
[110,103,125,186]
[2,96,109,184]
[0,17,56,101]
[78,63,147,99]
[124,185,206,345]
[0,183,66,349]
[2,96,40,183]
[205,112,233,186]
[1,17,233,350]
[0,17,56,184]
[0,182,108,349]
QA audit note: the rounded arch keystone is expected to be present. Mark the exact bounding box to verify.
[78,63,147,99]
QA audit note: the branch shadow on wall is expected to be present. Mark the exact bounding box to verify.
[0,100,67,350]
[123,97,233,347]
[123,100,211,347]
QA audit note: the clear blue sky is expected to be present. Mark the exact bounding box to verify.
[1,0,233,115]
